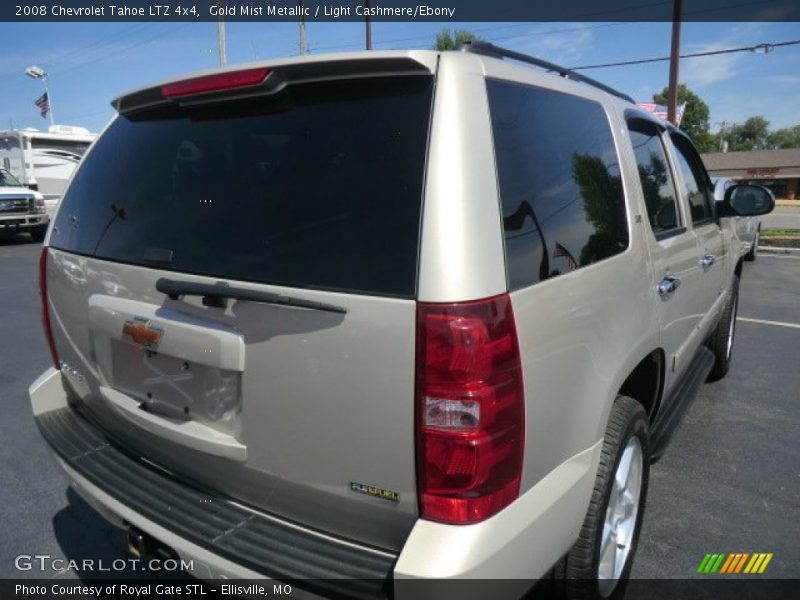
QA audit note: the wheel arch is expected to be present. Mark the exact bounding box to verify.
[618,348,665,424]
[734,256,744,279]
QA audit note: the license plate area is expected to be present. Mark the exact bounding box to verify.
[111,339,241,438]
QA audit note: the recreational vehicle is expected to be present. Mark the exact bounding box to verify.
[0,125,95,215]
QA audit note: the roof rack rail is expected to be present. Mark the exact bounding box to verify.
[458,40,635,104]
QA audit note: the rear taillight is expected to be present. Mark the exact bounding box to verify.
[161,68,271,98]
[416,293,525,524]
[39,247,60,369]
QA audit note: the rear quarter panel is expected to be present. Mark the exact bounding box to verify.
[421,54,662,493]
[482,76,660,491]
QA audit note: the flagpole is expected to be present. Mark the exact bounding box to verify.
[25,65,55,127]
[42,73,55,127]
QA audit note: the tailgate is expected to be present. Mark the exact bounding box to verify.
[45,62,434,551]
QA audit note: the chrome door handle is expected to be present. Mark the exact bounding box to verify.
[700,254,716,270]
[657,275,681,300]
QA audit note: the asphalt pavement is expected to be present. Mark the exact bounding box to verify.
[631,249,800,579]
[1,233,798,583]
[762,205,800,230]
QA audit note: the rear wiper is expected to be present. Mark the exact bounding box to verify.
[156,278,347,314]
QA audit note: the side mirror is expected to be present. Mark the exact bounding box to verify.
[717,184,775,217]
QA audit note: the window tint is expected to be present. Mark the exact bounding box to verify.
[50,76,434,298]
[487,80,628,290]
[627,120,681,237]
[670,133,714,224]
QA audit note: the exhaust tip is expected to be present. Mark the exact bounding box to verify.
[126,525,177,561]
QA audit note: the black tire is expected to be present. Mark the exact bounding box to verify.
[706,274,739,382]
[29,227,47,243]
[556,396,650,600]
[744,231,758,262]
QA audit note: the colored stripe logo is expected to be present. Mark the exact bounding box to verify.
[697,552,773,574]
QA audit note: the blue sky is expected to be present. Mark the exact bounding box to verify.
[1,21,798,133]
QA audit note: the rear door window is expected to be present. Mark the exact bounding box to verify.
[487,80,628,290]
[626,119,682,238]
[50,76,434,298]
[669,133,715,225]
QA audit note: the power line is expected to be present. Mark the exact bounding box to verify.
[572,39,800,70]
[311,22,628,53]
[55,24,193,76]
[0,23,153,79]
[310,0,780,53]
[44,23,152,68]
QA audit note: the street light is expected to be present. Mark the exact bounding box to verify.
[25,66,46,79]
[25,64,55,127]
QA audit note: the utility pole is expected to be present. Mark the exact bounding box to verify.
[298,1,309,54]
[217,0,227,66]
[716,121,728,152]
[667,0,682,125]
[365,1,372,50]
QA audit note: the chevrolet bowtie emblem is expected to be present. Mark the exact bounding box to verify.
[122,316,164,349]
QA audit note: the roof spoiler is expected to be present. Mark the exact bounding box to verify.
[111,57,433,116]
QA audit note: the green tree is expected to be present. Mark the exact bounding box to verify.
[725,116,771,151]
[766,124,800,149]
[434,28,478,51]
[691,129,717,154]
[571,154,627,266]
[652,84,715,152]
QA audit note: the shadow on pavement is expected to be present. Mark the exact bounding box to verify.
[52,487,189,581]
[0,232,40,247]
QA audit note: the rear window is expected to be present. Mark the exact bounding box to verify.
[487,80,628,290]
[50,76,434,298]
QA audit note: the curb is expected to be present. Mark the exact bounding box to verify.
[758,245,800,256]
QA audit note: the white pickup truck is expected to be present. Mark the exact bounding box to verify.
[0,168,48,242]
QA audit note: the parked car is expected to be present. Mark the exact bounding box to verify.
[29,42,773,598]
[713,176,761,261]
[0,167,48,242]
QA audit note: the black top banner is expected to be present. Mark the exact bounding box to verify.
[4,0,800,22]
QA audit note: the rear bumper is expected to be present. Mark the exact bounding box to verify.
[395,440,601,581]
[31,368,601,591]
[30,368,396,599]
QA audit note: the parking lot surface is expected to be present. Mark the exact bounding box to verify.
[762,205,800,230]
[1,234,798,581]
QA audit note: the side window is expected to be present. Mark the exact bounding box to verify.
[670,133,714,225]
[626,119,681,238]
[487,80,628,290]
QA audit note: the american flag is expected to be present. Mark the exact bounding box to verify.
[34,92,50,118]
[636,101,687,126]
[553,241,577,271]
